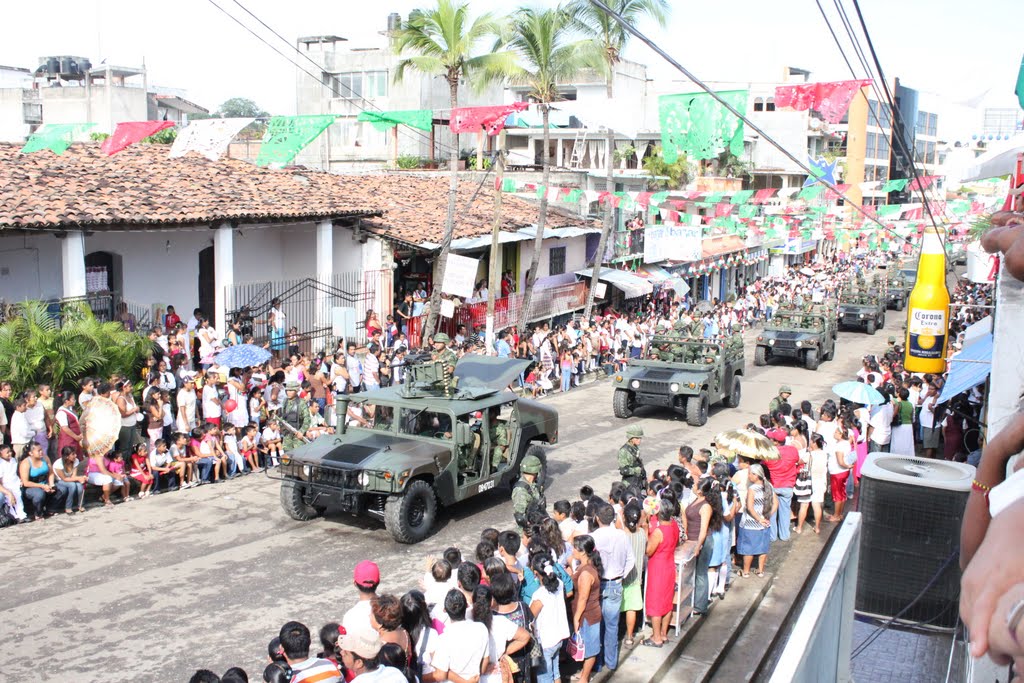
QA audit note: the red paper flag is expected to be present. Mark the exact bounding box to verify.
[449,102,529,135]
[752,188,777,204]
[715,203,733,217]
[825,184,850,200]
[907,175,937,192]
[670,200,687,210]
[636,192,653,207]
[101,120,175,156]
[775,79,872,123]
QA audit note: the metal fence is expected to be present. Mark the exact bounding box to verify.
[406,281,590,347]
[225,270,390,356]
[0,292,153,333]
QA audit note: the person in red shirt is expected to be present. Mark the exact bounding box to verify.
[764,431,801,542]
[164,305,181,335]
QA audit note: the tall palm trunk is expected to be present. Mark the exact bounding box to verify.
[518,103,551,333]
[583,75,616,320]
[423,78,461,343]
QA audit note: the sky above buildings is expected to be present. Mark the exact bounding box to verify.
[1,0,1020,140]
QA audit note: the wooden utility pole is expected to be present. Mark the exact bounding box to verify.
[486,133,506,354]
[583,128,616,319]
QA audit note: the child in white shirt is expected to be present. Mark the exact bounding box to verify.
[223,424,245,476]
[261,420,282,465]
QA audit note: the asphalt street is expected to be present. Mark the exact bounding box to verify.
[0,316,899,682]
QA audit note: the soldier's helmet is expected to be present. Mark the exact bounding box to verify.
[779,384,793,395]
[520,455,543,474]
[626,425,645,439]
[432,333,450,344]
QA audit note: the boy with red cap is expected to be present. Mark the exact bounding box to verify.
[342,561,380,634]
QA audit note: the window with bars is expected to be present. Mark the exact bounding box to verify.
[548,246,566,276]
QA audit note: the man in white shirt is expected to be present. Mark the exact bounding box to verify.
[345,342,364,391]
[589,505,635,671]
[342,561,380,634]
[433,590,489,682]
[868,399,893,453]
[363,345,381,390]
[176,376,198,433]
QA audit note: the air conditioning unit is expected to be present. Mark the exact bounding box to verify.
[856,455,974,629]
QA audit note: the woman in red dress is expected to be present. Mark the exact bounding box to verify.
[644,504,680,647]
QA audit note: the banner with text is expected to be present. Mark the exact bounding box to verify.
[441,253,480,299]
[644,224,702,263]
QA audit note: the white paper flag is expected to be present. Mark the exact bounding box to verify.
[170,118,256,161]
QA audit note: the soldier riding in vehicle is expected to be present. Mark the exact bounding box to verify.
[754,305,837,371]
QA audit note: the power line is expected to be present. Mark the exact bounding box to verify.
[584,0,913,248]
[205,0,460,159]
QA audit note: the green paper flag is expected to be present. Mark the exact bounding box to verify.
[739,205,758,219]
[730,190,754,205]
[876,204,903,218]
[256,115,337,167]
[703,192,726,205]
[536,185,546,199]
[21,123,96,155]
[765,227,779,239]
[566,189,583,203]
[949,200,970,216]
[356,109,433,132]
[797,185,824,201]
[650,191,669,205]
[658,90,748,163]
[881,178,910,193]
[501,178,517,192]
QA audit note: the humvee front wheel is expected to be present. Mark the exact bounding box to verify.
[612,389,634,419]
[866,319,877,335]
[384,480,438,544]
[686,391,710,427]
[754,346,767,366]
[804,348,820,371]
[723,376,742,408]
[280,480,323,521]
[896,298,905,311]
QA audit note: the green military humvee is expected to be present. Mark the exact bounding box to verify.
[611,336,744,426]
[838,283,887,334]
[755,308,837,371]
[271,354,558,544]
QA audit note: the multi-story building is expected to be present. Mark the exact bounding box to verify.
[831,88,893,207]
[888,80,942,202]
[294,15,504,172]
[0,56,207,143]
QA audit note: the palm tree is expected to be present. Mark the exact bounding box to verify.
[392,0,516,342]
[569,0,670,319]
[497,6,599,333]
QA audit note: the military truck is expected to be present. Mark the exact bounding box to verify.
[270,354,558,544]
[611,336,744,426]
[754,308,837,370]
[837,289,887,334]
[880,266,911,311]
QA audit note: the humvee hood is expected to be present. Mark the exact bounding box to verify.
[762,329,820,342]
[286,432,448,469]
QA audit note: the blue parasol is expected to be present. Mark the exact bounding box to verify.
[832,381,885,405]
[214,343,272,368]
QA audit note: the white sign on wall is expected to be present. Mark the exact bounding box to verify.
[441,253,479,298]
[439,299,456,318]
[595,282,608,299]
[644,224,702,263]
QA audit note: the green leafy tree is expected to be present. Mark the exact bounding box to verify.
[496,6,598,332]
[0,301,151,394]
[216,97,269,119]
[568,0,671,318]
[392,0,516,340]
[643,146,692,189]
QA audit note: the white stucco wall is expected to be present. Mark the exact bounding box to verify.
[517,235,589,289]
[0,233,60,301]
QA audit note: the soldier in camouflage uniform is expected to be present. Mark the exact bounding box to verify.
[488,407,510,469]
[512,454,545,528]
[279,381,312,450]
[728,331,744,354]
[617,425,646,488]
[768,384,792,414]
[430,333,458,395]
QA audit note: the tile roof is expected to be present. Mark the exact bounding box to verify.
[344,173,598,247]
[0,143,380,230]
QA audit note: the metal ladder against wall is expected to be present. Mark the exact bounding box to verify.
[568,129,588,169]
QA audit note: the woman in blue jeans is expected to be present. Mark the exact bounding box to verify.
[571,535,603,683]
[529,554,570,683]
[54,446,87,513]
[18,442,63,520]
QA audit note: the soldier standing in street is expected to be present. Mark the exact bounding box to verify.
[617,425,646,488]
[768,385,792,414]
[279,381,311,450]
[512,454,545,528]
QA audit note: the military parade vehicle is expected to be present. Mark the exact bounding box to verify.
[878,265,910,311]
[754,305,837,371]
[271,354,558,544]
[611,336,744,426]
[838,277,888,335]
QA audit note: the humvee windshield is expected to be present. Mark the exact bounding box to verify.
[642,338,727,365]
[771,313,825,331]
[399,407,453,439]
[343,402,395,432]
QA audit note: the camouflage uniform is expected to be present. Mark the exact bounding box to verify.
[617,442,645,488]
[489,422,509,469]
[511,479,545,527]
[279,396,312,450]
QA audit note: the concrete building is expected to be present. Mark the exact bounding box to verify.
[0,56,207,143]
[293,19,504,172]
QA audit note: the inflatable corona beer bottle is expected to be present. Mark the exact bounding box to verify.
[904,228,950,373]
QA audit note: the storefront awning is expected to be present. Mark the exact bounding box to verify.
[574,267,653,299]
[635,265,673,282]
[937,333,993,404]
